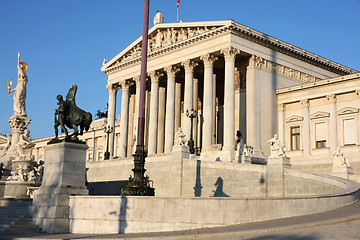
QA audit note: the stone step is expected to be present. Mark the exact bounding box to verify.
[0,219,42,234]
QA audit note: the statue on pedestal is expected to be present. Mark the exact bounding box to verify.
[333,147,351,168]
[50,84,92,143]
[268,134,287,158]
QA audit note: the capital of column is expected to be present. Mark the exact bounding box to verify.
[181,59,198,72]
[133,76,140,85]
[221,47,240,61]
[200,53,218,67]
[164,65,180,77]
[149,71,163,83]
[326,94,337,103]
[300,99,310,107]
[106,84,120,95]
[121,80,131,90]
[278,103,286,111]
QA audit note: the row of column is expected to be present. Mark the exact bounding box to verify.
[107,47,240,158]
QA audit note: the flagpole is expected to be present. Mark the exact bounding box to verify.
[177,6,179,22]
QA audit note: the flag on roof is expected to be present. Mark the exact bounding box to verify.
[177,0,180,8]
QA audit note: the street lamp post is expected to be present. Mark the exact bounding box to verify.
[186,109,197,154]
[121,0,154,196]
[104,125,113,160]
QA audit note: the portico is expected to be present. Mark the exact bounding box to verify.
[101,20,355,160]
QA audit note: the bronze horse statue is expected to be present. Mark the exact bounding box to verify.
[53,85,92,141]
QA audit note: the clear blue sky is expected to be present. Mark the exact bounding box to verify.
[1,0,359,139]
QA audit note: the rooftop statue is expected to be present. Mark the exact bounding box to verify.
[50,84,92,143]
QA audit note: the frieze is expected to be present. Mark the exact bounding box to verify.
[249,55,321,84]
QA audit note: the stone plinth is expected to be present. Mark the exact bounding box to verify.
[0,181,38,198]
[266,156,291,198]
[332,166,354,179]
[32,142,88,233]
[172,145,190,159]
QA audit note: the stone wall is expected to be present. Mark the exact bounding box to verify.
[69,175,359,234]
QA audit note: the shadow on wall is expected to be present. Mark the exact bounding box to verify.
[212,177,229,197]
[117,195,128,233]
[194,160,202,197]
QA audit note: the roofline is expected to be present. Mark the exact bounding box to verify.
[101,19,358,75]
[276,72,360,95]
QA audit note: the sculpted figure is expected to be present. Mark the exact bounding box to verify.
[1,134,12,156]
[174,128,187,146]
[268,134,286,157]
[8,61,28,117]
[154,29,163,49]
[333,147,351,168]
[15,130,31,158]
[52,85,92,141]
[153,11,164,25]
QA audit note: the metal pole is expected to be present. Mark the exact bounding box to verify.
[137,0,150,146]
[177,7,179,22]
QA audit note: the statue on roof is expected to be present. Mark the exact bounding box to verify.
[51,84,92,143]
[153,11,164,25]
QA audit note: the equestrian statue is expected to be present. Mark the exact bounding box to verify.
[50,84,92,143]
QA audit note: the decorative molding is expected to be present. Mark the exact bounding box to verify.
[337,107,359,116]
[133,76,140,85]
[220,47,240,61]
[278,103,286,111]
[300,99,310,107]
[310,111,330,119]
[121,80,131,90]
[164,65,180,77]
[249,55,321,84]
[149,71,163,82]
[326,94,337,103]
[285,115,303,123]
[106,84,120,94]
[200,53,218,66]
[181,59,198,72]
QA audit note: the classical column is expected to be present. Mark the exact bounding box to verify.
[277,104,286,145]
[119,82,130,158]
[132,76,140,153]
[193,78,199,149]
[157,87,166,153]
[148,71,162,155]
[246,55,261,150]
[164,65,180,153]
[127,94,135,157]
[221,47,239,150]
[181,59,198,141]
[212,74,217,144]
[327,94,338,152]
[175,83,182,133]
[301,99,311,155]
[200,53,218,151]
[106,83,119,157]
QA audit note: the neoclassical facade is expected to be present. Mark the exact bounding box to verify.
[101,20,356,160]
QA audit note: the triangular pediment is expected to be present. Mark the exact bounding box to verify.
[285,115,304,123]
[310,111,330,119]
[337,107,359,116]
[101,20,231,72]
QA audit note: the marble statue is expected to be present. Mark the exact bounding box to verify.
[153,11,164,25]
[15,129,31,158]
[1,134,11,156]
[174,128,187,146]
[51,84,92,142]
[268,134,286,157]
[7,60,28,117]
[333,147,351,168]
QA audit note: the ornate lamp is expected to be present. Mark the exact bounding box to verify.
[185,108,197,154]
[104,125,113,160]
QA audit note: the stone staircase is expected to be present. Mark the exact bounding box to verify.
[0,198,41,234]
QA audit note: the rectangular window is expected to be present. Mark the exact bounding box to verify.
[290,126,300,150]
[343,118,357,145]
[88,153,92,162]
[315,122,327,148]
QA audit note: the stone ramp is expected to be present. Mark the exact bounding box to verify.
[0,198,41,235]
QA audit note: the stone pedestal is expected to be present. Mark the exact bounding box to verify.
[266,156,291,198]
[239,155,251,164]
[332,166,353,179]
[32,142,88,233]
[172,145,190,159]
